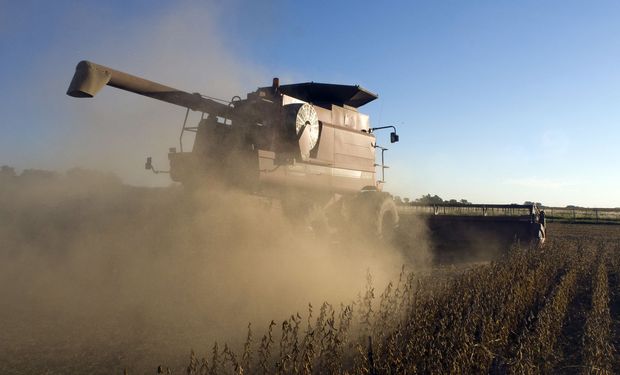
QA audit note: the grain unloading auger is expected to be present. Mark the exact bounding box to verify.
[67,60,401,240]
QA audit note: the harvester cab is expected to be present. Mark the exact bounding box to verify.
[67,61,401,240]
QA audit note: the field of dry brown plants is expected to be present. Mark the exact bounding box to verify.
[2,170,620,374]
[175,223,620,375]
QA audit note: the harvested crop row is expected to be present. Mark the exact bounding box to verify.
[609,244,620,374]
[508,267,578,373]
[581,254,613,374]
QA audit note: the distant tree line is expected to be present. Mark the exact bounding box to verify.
[523,201,544,207]
[394,194,471,206]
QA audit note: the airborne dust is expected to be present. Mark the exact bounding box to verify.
[0,169,432,373]
[0,4,436,372]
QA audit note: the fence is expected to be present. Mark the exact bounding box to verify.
[544,207,620,224]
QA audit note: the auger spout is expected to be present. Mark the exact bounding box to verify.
[66,60,229,114]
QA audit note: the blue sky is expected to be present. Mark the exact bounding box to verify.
[1,1,619,207]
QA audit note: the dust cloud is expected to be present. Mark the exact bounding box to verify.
[0,169,429,373]
[0,4,435,372]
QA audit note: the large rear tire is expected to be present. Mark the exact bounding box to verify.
[347,192,399,244]
[377,197,399,243]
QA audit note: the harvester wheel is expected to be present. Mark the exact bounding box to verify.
[348,193,399,243]
[376,197,399,242]
[304,203,330,236]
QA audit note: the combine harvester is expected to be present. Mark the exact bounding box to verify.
[66,61,402,241]
[66,60,545,258]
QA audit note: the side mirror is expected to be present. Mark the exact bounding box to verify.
[390,132,399,143]
[145,157,152,170]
